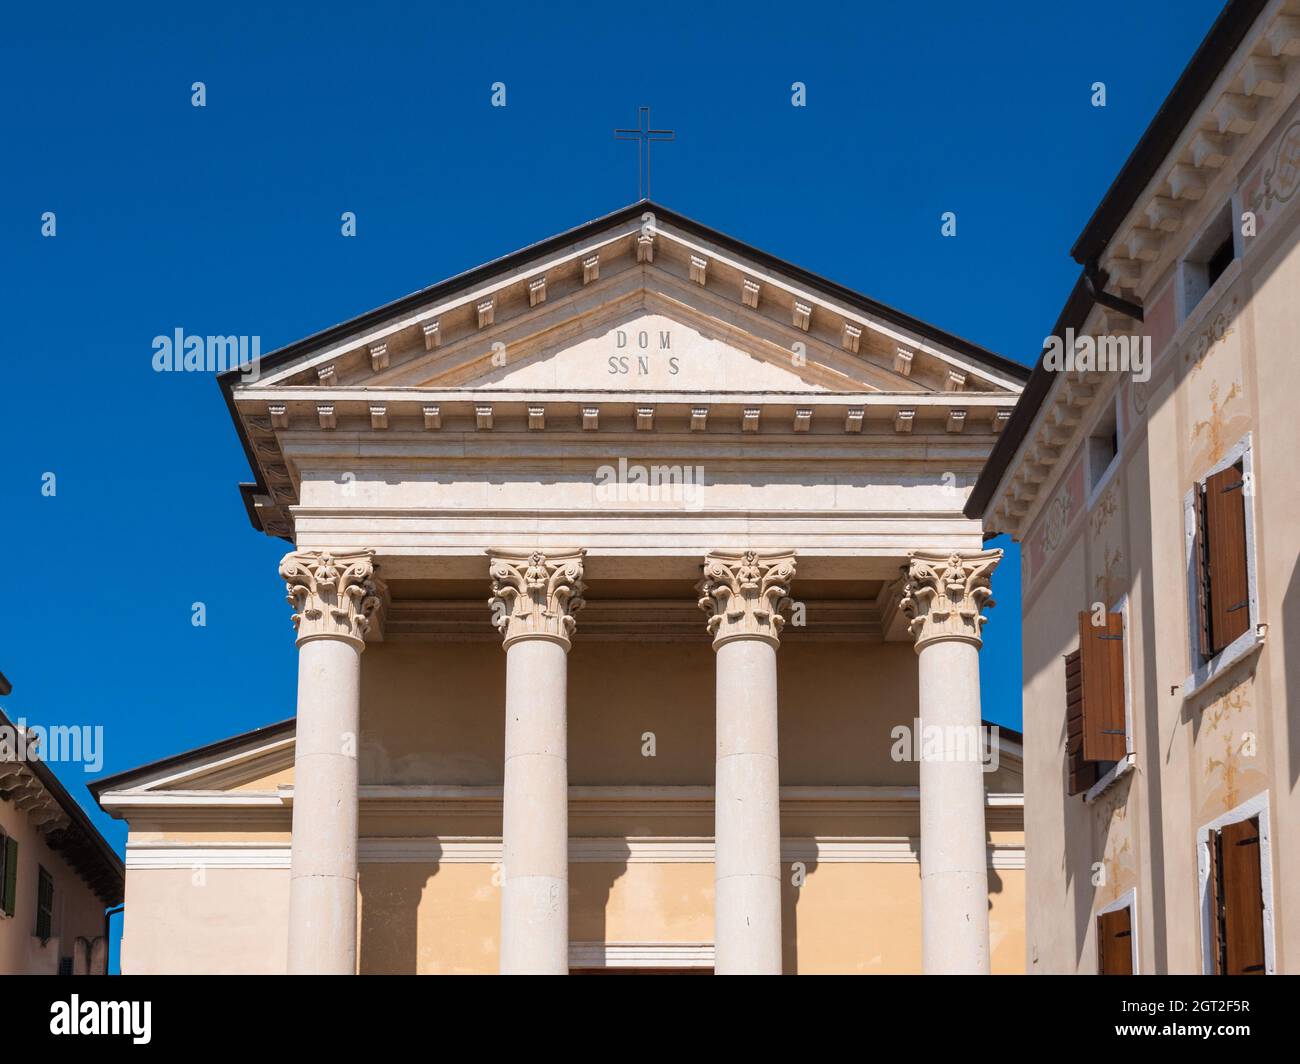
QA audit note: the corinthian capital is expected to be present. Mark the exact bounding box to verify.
[280,549,387,648]
[487,548,586,650]
[899,549,1001,650]
[697,549,797,648]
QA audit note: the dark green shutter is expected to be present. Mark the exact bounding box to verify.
[2,836,17,916]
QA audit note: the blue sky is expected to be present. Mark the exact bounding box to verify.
[1,0,1227,958]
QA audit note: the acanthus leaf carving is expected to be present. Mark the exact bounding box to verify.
[898,549,1001,650]
[487,548,586,649]
[697,549,797,648]
[279,549,387,648]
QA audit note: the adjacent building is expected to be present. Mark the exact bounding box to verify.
[0,673,125,974]
[968,0,1300,974]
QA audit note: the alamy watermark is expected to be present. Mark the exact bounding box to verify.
[890,719,1001,772]
[0,719,104,773]
[152,328,261,381]
[1043,327,1150,383]
[595,457,705,510]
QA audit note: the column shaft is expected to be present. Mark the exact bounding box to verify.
[900,548,1000,975]
[917,638,990,974]
[279,548,385,976]
[499,638,570,974]
[713,638,783,974]
[488,548,585,976]
[698,548,796,976]
[288,636,362,975]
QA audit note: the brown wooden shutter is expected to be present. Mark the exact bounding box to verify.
[1064,649,1097,795]
[1079,611,1127,762]
[1097,906,1133,975]
[1204,463,1250,655]
[1194,485,1213,659]
[1219,816,1267,975]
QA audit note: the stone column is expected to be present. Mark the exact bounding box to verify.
[488,548,586,975]
[279,549,386,975]
[900,548,1001,975]
[698,549,796,975]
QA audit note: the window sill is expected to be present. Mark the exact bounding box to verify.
[1085,753,1135,804]
[1085,451,1122,512]
[1183,624,1266,701]
[1172,257,1242,344]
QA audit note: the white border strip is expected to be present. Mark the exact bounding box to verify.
[125,836,1025,870]
[568,941,714,969]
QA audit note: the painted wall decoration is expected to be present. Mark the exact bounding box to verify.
[1195,680,1266,823]
[1022,457,1085,594]
[1190,378,1248,472]
[1242,115,1300,249]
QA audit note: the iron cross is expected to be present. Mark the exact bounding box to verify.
[614,107,675,200]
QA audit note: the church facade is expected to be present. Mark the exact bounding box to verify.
[93,204,1029,974]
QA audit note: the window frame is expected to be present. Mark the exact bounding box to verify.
[1197,792,1275,975]
[1084,391,1123,510]
[1095,888,1139,975]
[1182,433,1262,698]
[1176,195,1242,325]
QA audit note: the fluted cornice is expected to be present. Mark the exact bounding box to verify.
[898,549,1000,650]
[697,549,797,649]
[487,549,586,650]
[279,549,387,648]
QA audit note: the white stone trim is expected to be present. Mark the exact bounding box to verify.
[125,843,291,869]
[1084,754,1136,805]
[1181,432,1264,699]
[568,942,714,969]
[1195,791,1276,975]
[124,835,1025,870]
[114,735,295,794]
[1095,888,1140,975]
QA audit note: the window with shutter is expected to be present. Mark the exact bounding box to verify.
[1079,611,1127,762]
[1,835,16,917]
[1097,905,1134,975]
[1199,462,1250,657]
[1209,815,1267,975]
[35,865,53,942]
[1065,649,1097,796]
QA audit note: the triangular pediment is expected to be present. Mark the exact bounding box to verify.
[383,289,905,393]
[222,202,1027,539]
[239,202,1025,399]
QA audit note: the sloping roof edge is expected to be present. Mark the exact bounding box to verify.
[1,705,124,903]
[89,717,296,799]
[968,0,1270,524]
[1071,0,1271,265]
[217,199,1028,536]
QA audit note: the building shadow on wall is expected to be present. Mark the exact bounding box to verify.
[358,859,439,975]
[574,842,631,972]
[1285,555,1300,791]
[781,845,819,975]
